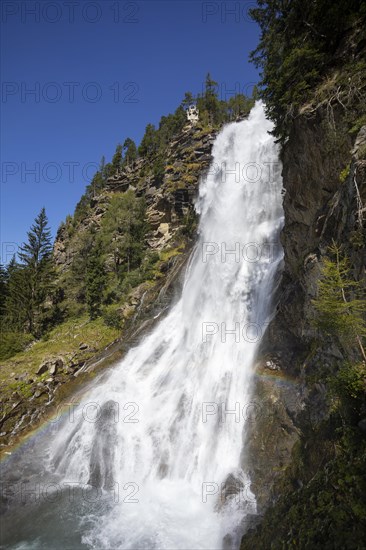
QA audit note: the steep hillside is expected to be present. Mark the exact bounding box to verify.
[0,119,219,450]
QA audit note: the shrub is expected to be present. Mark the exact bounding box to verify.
[0,332,34,361]
[102,305,123,330]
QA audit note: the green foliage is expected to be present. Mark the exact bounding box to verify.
[181,91,195,109]
[0,264,8,320]
[152,154,166,184]
[122,138,137,166]
[331,362,366,419]
[69,229,96,303]
[138,123,157,157]
[0,332,34,361]
[100,190,147,276]
[111,143,123,174]
[101,304,123,329]
[180,208,198,238]
[241,437,366,550]
[349,114,366,135]
[312,243,366,354]
[85,242,106,320]
[249,1,366,139]
[5,208,55,336]
[339,163,351,183]
[227,94,254,120]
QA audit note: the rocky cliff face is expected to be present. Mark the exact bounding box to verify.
[267,109,366,369]
[245,111,366,518]
[241,31,366,547]
[54,122,216,272]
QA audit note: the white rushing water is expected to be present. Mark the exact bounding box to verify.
[47,101,284,550]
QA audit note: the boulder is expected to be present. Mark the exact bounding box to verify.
[157,223,170,236]
[48,358,63,376]
[48,364,57,376]
[36,362,49,376]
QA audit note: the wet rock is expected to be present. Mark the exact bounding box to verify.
[245,370,302,512]
[265,360,280,371]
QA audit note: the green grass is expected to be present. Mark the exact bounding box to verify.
[159,246,183,263]
[0,316,119,387]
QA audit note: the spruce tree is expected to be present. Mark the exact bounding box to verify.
[122,138,137,167]
[3,256,29,331]
[0,264,8,320]
[18,207,54,334]
[111,144,123,175]
[182,91,195,109]
[138,124,157,157]
[85,243,106,319]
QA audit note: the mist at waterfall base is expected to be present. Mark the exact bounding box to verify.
[0,102,284,550]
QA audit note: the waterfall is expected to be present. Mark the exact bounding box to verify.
[1,102,284,550]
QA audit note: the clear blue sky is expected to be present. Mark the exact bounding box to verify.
[1,0,260,263]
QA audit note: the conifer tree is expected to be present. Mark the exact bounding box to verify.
[3,256,29,331]
[85,243,106,319]
[0,264,8,320]
[182,91,195,109]
[111,144,123,175]
[18,207,54,334]
[100,190,147,275]
[313,242,366,361]
[122,138,137,166]
[138,124,157,157]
